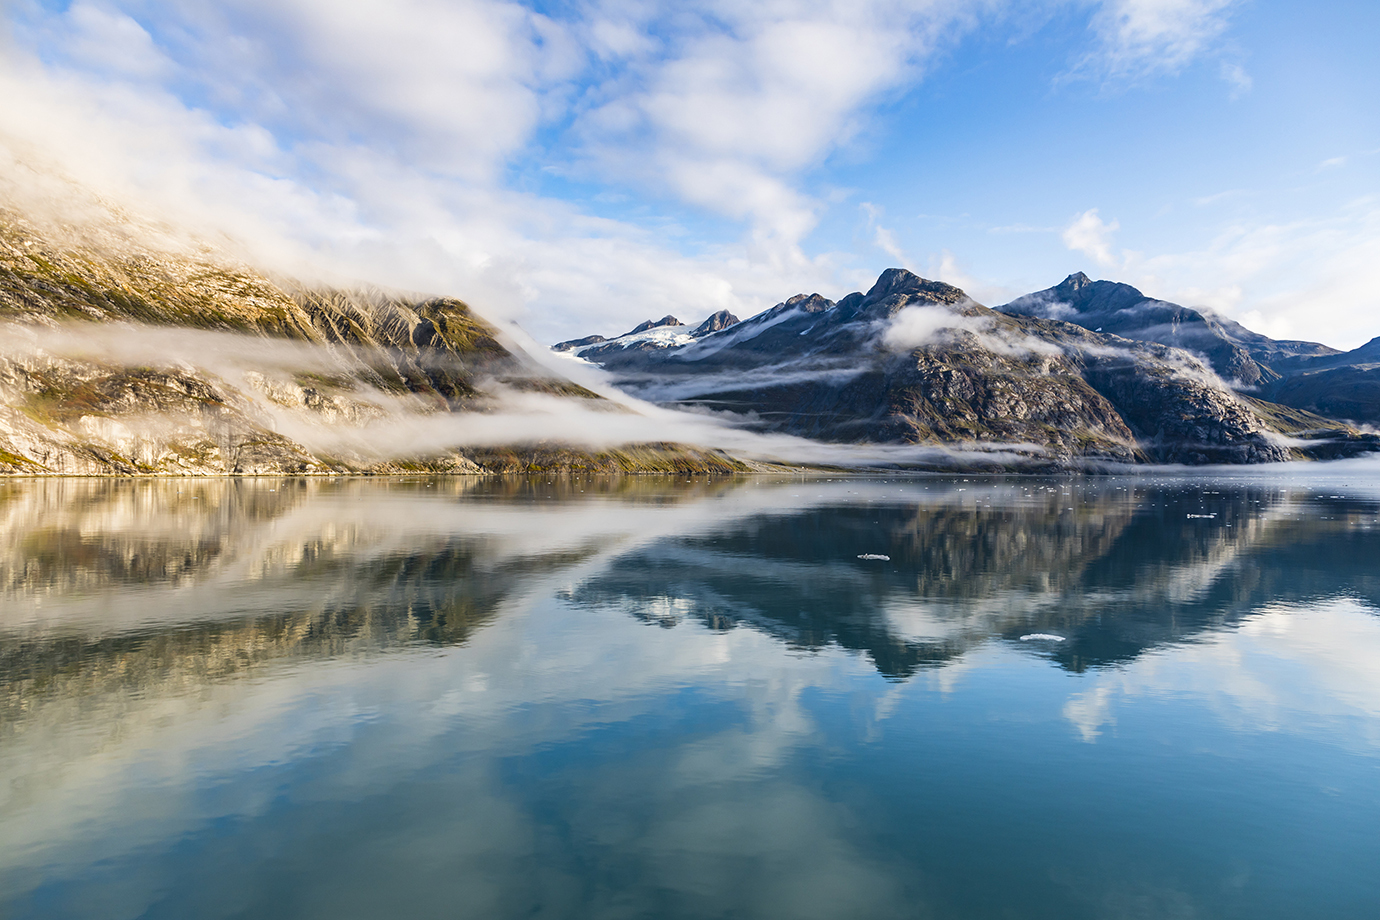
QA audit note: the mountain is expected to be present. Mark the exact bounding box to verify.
[1264,336,1380,426]
[555,268,1378,465]
[0,202,752,475]
[554,310,741,358]
[7,163,1375,476]
[997,274,1380,428]
[997,272,1338,387]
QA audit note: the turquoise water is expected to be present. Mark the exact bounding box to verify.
[2,473,1379,919]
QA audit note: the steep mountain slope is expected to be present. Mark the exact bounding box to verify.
[999,273,1380,427]
[998,273,1338,387]
[8,163,1374,476]
[1259,336,1380,424]
[554,310,741,360]
[1266,362,1380,428]
[558,269,1377,465]
[0,205,750,475]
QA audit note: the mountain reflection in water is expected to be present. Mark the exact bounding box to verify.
[2,473,1379,919]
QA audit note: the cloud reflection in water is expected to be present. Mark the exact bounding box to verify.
[1,474,1378,919]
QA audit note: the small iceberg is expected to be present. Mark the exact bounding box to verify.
[1019,633,1066,642]
[857,554,891,561]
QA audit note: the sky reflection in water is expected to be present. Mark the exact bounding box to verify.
[1,473,1379,919]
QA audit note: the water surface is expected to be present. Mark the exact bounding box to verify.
[2,472,1379,919]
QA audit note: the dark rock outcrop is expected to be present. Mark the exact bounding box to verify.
[999,273,1380,427]
[691,310,740,337]
[628,315,683,334]
[553,334,607,352]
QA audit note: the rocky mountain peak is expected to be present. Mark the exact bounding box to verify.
[552,334,608,352]
[856,269,969,319]
[1354,335,1380,360]
[783,293,834,314]
[628,315,684,335]
[1022,274,1148,317]
[691,310,741,336]
[864,268,929,302]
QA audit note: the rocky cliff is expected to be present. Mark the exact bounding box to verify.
[0,204,753,475]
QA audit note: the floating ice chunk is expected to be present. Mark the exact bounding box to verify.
[1186,513,1216,519]
[1019,633,1066,642]
[857,554,891,561]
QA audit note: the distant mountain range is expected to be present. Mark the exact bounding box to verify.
[554,268,1380,465]
[1001,272,1380,426]
[2,169,1376,473]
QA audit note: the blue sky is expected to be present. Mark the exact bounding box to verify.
[2,0,1377,346]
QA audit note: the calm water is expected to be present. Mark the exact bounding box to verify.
[3,472,1380,920]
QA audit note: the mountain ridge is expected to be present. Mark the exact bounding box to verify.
[994,272,1380,429]
[554,268,1379,465]
[0,205,761,475]
[4,168,1376,475]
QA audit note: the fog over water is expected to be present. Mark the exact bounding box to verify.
[2,474,1378,919]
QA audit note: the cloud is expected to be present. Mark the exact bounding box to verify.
[1,0,1059,337]
[1219,61,1252,98]
[48,3,175,82]
[569,2,983,248]
[1063,597,1380,746]
[1061,208,1121,267]
[882,305,986,351]
[1116,202,1380,349]
[1190,188,1249,207]
[0,0,1279,350]
[1079,0,1240,82]
[0,317,1045,470]
[607,362,873,403]
[860,202,908,265]
[880,302,1061,359]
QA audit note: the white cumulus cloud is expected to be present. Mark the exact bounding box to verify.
[1061,208,1121,267]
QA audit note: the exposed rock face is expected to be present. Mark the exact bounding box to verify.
[690,310,740,336]
[555,268,1372,465]
[875,336,1138,458]
[1267,365,1380,427]
[998,273,1338,388]
[1077,345,1287,464]
[7,164,1376,474]
[0,356,324,475]
[628,315,683,334]
[1285,335,1380,370]
[553,334,607,352]
[998,273,1380,428]
[555,310,741,360]
[0,205,757,475]
[1257,335,1380,426]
